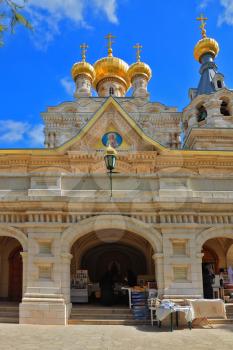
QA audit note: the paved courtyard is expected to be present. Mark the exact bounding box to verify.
[0,324,232,350]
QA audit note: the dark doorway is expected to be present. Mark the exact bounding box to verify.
[8,246,23,301]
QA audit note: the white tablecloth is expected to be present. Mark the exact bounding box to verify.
[186,299,226,319]
[156,305,194,322]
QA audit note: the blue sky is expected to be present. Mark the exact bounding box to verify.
[1,0,233,148]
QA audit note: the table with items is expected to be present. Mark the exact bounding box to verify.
[148,299,194,331]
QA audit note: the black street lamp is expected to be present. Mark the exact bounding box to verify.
[104,145,117,198]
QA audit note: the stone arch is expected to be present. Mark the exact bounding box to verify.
[0,226,28,251]
[76,231,150,263]
[29,167,71,174]
[196,226,233,253]
[227,245,233,267]
[61,214,162,254]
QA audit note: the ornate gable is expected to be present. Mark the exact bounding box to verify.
[59,97,165,153]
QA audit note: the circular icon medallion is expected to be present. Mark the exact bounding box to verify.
[102,132,123,148]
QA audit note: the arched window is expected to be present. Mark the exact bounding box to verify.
[109,87,114,95]
[220,100,230,116]
[197,106,207,123]
[217,80,222,89]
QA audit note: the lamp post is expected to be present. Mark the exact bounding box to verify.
[104,145,117,198]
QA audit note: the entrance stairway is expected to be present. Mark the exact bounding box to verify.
[69,303,233,326]
[226,303,233,318]
[0,302,19,323]
[68,305,149,325]
[210,303,233,324]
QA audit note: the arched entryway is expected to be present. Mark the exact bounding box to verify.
[0,237,23,302]
[81,243,148,283]
[197,228,233,299]
[61,215,163,309]
[70,229,155,305]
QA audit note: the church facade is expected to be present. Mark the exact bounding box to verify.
[1,20,233,325]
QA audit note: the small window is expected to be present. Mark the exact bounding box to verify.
[197,106,207,123]
[217,80,222,89]
[173,241,186,256]
[109,87,114,95]
[173,266,188,282]
[220,100,230,116]
[38,265,52,280]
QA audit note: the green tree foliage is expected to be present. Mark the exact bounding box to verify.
[0,0,32,46]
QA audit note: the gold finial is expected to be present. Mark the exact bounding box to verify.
[133,43,143,62]
[105,33,116,57]
[197,14,208,38]
[80,43,88,62]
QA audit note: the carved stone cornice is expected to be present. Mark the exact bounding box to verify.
[0,210,232,227]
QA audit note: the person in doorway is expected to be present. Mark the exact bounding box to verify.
[227,266,233,284]
[127,269,137,287]
[100,270,114,306]
[202,264,215,299]
[219,268,225,299]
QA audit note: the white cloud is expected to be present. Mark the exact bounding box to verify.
[218,0,233,26]
[93,0,118,24]
[60,77,75,95]
[0,120,44,147]
[199,0,233,26]
[0,120,30,143]
[27,124,44,147]
[199,0,213,9]
[25,0,119,49]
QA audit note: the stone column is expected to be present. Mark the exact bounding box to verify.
[195,252,204,297]
[228,101,233,116]
[132,75,149,98]
[61,253,72,296]
[60,253,73,322]
[75,75,92,98]
[152,253,164,297]
[204,99,222,127]
[20,252,28,297]
[186,108,199,130]
[19,229,67,325]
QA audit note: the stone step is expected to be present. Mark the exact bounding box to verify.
[71,308,131,315]
[70,314,134,320]
[68,319,150,325]
[0,307,19,312]
[0,317,19,324]
[207,318,233,324]
[0,311,19,317]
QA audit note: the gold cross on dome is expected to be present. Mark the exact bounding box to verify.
[105,33,116,56]
[80,43,88,61]
[133,43,143,62]
[197,14,208,38]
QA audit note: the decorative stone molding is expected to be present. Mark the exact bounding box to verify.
[0,212,233,228]
[196,252,204,259]
[152,253,164,260]
[61,215,163,253]
[0,225,28,251]
[196,226,233,251]
[61,253,73,263]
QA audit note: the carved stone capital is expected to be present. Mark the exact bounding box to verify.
[20,252,28,261]
[196,252,204,259]
[152,253,164,261]
[61,253,73,263]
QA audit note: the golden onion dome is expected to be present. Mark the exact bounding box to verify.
[93,56,130,90]
[128,43,152,82]
[128,61,152,82]
[194,37,219,62]
[71,43,95,82]
[194,15,219,62]
[71,61,95,82]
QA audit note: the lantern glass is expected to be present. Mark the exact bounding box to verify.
[104,154,116,171]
